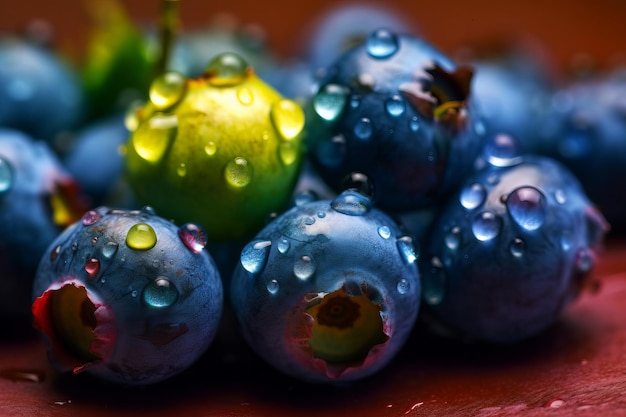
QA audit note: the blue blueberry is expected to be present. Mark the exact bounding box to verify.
[231,189,420,383]
[0,36,84,143]
[419,155,608,343]
[0,129,87,317]
[306,29,485,211]
[31,206,223,385]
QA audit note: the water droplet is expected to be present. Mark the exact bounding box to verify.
[50,245,60,261]
[444,226,461,251]
[176,162,187,177]
[561,232,573,252]
[575,248,594,273]
[409,116,420,132]
[424,257,445,305]
[142,277,179,308]
[366,28,399,59]
[71,241,78,251]
[266,279,279,294]
[152,259,160,268]
[483,133,522,167]
[278,142,298,166]
[204,141,217,156]
[149,72,187,110]
[101,242,118,259]
[131,290,138,298]
[225,157,252,188]
[293,190,317,206]
[237,86,253,105]
[303,216,316,226]
[397,278,410,294]
[378,226,391,239]
[460,183,486,210]
[132,114,178,163]
[0,368,46,383]
[341,172,375,199]
[396,236,417,264]
[270,99,305,140]
[472,211,502,241]
[555,189,567,204]
[353,117,373,140]
[385,95,405,117]
[126,223,157,250]
[0,158,13,194]
[204,52,249,86]
[545,399,566,409]
[277,238,290,254]
[509,238,526,257]
[317,211,326,219]
[313,84,348,121]
[294,255,316,280]
[350,95,361,108]
[141,206,156,215]
[330,190,373,215]
[81,210,102,226]
[316,134,346,167]
[240,240,272,274]
[85,258,100,277]
[474,119,487,136]
[124,101,143,132]
[178,223,208,253]
[506,186,546,231]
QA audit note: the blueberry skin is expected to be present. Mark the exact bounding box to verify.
[0,129,86,317]
[0,37,84,142]
[31,207,223,385]
[306,30,485,212]
[419,156,608,343]
[530,70,626,231]
[231,190,420,383]
[64,113,131,207]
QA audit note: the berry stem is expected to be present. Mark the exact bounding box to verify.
[155,0,181,78]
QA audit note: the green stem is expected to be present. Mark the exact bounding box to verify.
[155,0,181,78]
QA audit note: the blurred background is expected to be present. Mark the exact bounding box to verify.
[1,0,625,77]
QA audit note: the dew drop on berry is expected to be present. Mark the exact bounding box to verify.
[278,142,298,166]
[506,186,546,231]
[509,238,526,257]
[330,190,372,215]
[294,255,316,280]
[141,206,156,215]
[204,52,248,86]
[483,133,522,167]
[178,223,208,253]
[149,72,187,110]
[350,95,361,109]
[266,279,279,294]
[396,235,417,264]
[303,216,316,226]
[353,117,373,140]
[277,238,290,254]
[555,189,567,204]
[270,99,305,141]
[126,223,157,250]
[317,211,326,219]
[0,157,13,194]
[142,277,179,308]
[85,258,100,277]
[460,183,486,210]
[378,226,391,239]
[101,242,118,259]
[575,248,594,273]
[472,211,501,241]
[366,28,399,59]
[50,245,60,261]
[132,114,178,163]
[409,116,420,132]
[423,256,445,305]
[240,239,272,275]
[316,134,346,167]
[237,86,253,105]
[396,278,410,295]
[385,95,405,117]
[444,226,461,251]
[561,232,573,252]
[204,141,217,157]
[124,101,142,132]
[81,210,101,226]
[313,84,348,121]
[224,157,252,187]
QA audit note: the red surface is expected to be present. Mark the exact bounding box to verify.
[0,239,625,416]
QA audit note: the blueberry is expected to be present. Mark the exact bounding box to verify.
[419,155,608,343]
[0,129,87,317]
[31,207,223,385]
[230,189,420,383]
[306,30,484,211]
[0,36,84,143]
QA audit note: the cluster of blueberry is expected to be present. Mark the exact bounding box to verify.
[0,1,620,387]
